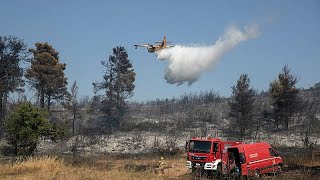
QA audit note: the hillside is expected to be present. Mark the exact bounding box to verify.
[25,84,320,156]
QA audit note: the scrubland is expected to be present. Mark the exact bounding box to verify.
[0,149,319,180]
[0,154,189,180]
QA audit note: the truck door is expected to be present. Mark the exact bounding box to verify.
[227,147,245,177]
[238,147,248,176]
[213,142,219,158]
[269,148,278,172]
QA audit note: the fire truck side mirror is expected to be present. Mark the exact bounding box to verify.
[185,141,189,152]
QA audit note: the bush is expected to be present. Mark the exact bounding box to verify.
[5,102,51,155]
[51,121,71,141]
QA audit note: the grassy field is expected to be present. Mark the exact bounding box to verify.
[0,154,190,180]
[0,150,319,180]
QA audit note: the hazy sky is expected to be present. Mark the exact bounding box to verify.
[1,0,319,101]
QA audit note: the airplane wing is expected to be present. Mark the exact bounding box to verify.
[134,44,153,49]
[155,42,172,44]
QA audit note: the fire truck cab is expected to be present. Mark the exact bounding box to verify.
[186,137,242,175]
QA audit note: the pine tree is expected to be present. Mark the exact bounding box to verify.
[93,46,135,128]
[269,65,300,130]
[0,36,27,137]
[228,74,256,140]
[26,42,68,111]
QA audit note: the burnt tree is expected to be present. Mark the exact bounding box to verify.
[93,46,135,128]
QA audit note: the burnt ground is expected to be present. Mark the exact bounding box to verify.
[179,170,320,180]
[176,164,320,180]
[273,166,320,180]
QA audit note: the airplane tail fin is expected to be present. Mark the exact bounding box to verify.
[163,36,166,47]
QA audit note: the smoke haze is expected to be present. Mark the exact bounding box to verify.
[156,25,261,85]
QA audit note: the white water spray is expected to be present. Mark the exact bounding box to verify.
[156,24,261,85]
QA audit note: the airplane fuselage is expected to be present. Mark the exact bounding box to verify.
[148,47,156,53]
[147,46,168,53]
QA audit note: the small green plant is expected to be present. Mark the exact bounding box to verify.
[51,121,71,141]
[5,102,51,155]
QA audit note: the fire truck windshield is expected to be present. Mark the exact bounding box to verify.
[189,140,211,153]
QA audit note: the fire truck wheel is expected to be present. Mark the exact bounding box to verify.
[240,176,248,180]
[276,164,282,175]
[216,164,222,179]
[254,170,260,178]
[192,167,195,173]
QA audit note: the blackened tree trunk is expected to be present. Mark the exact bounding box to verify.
[73,112,76,136]
[47,94,51,112]
[40,89,45,109]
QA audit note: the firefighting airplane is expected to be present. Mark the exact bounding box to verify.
[134,36,174,53]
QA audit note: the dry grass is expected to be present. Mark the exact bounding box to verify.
[284,153,320,168]
[275,150,320,180]
[1,150,319,180]
[0,155,190,180]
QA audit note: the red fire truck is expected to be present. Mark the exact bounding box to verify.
[227,142,283,178]
[186,137,242,176]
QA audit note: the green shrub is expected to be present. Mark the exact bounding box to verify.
[51,121,71,141]
[5,102,51,155]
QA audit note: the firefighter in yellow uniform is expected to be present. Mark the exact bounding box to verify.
[156,157,167,175]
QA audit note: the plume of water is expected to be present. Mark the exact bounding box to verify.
[156,24,261,85]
